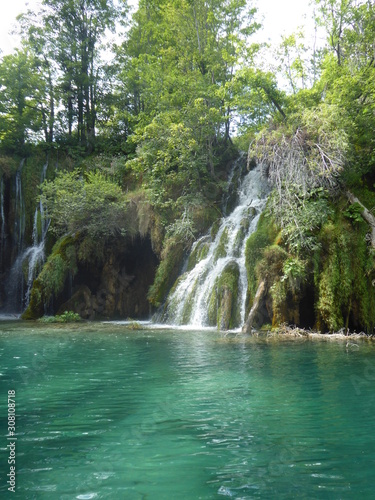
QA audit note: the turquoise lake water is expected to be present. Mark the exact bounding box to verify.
[0,322,375,499]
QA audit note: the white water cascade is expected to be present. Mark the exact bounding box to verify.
[5,162,49,312]
[164,164,270,329]
[0,175,5,268]
[14,160,26,253]
[24,161,50,306]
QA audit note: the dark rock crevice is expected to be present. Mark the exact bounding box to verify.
[56,235,159,320]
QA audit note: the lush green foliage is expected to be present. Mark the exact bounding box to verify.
[38,311,82,323]
[315,209,375,333]
[147,237,185,307]
[15,0,122,151]
[207,261,241,329]
[245,211,279,304]
[3,0,375,332]
[40,170,127,239]
[0,50,45,153]
[240,1,375,332]
[22,236,78,319]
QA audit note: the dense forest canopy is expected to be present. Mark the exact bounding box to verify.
[0,0,374,332]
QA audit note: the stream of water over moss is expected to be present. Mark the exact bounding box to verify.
[0,321,375,499]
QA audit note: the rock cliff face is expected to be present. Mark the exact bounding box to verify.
[57,236,159,319]
[21,234,159,320]
[0,152,161,320]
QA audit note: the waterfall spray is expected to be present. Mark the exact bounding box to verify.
[14,159,26,254]
[3,161,50,312]
[163,164,270,329]
[0,176,5,268]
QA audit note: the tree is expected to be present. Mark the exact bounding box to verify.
[115,0,260,176]
[40,170,128,238]
[314,0,354,66]
[315,0,375,177]
[0,49,46,152]
[17,0,124,152]
[275,31,310,93]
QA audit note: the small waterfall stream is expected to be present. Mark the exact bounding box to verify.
[164,164,270,329]
[14,159,26,254]
[4,161,49,312]
[0,175,5,268]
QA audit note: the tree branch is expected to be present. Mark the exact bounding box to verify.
[346,190,375,248]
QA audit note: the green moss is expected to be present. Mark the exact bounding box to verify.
[233,210,257,257]
[213,227,229,262]
[21,280,44,320]
[207,286,217,326]
[22,235,78,320]
[207,261,240,330]
[181,279,199,324]
[187,237,210,271]
[256,245,288,282]
[245,211,279,312]
[148,237,185,307]
[211,219,222,240]
[192,205,220,236]
[314,208,375,333]
[351,184,375,213]
[233,227,245,258]
[245,193,375,333]
[0,155,18,177]
[38,311,82,323]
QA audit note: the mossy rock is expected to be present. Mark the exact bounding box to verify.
[207,261,240,330]
[314,206,375,333]
[256,245,288,284]
[244,210,279,314]
[181,278,199,324]
[21,279,44,320]
[233,225,247,257]
[213,227,229,262]
[187,236,210,271]
[211,219,222,240]
[0,155,18,178]
[57,285,92,319]
[192,205,221,235]
[22,235,78,320]
[148,238,185,307]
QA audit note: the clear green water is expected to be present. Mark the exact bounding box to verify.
[1,322,375,499]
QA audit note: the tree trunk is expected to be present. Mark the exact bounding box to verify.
[346,191,375,248]
[242,280,266,333]
[44,56,54,143]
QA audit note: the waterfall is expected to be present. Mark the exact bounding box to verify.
[24,161,50,307]
[14,160,26,254]
[221,156,244,216]
[0,176,5,268]
[4,161,50,312]
[163,164,270,329]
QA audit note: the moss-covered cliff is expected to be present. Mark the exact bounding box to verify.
[243,194,375,334]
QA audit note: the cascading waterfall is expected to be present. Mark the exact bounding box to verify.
[0,175,5,268]
[221,156,244,216]
[24,161,50,307]
[164,164,270,329]
[4,161,50,312]
[2,160,27,312]
[14,159,26,254]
